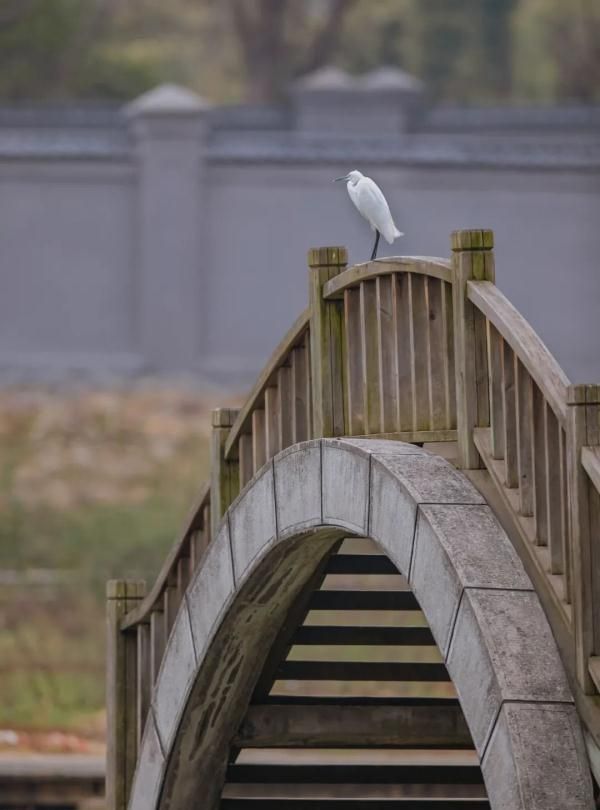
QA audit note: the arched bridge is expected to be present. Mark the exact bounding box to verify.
[106,230,600,809]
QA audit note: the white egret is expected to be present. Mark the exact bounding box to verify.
[335,170,403,260]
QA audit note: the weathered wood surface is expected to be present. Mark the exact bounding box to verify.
[467,280,569,424]
[106,579,145,810]
[343,271,456,438]
[451,229,495,469]
[567,384,600,693]
[309,246,347,438]
[233,704,472,748]
[224,309,310,460]
[211,407,240,539]
[322,257,452,299]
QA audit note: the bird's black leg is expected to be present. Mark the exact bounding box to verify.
[370,230,380,261]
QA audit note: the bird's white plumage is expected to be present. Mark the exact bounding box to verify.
[343,170,403,244]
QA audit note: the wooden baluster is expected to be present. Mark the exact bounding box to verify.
[189,530,197,572]
[308,246,348,438]
[210,407,240,540]
[567,384,600,693]
[451,228,495,469]
[238,434,253,488]
[177,554,190,598]
[252,409,266,472]
[265,386,280,459]
[163,575,178,641]
[202,503,211,547]
[487,322,505,459]
[360,279,381,434]
[150,607,165,684]
[559,427,571,602]
[136,622,151,745]
[393,272,414,433]
[344,287,364,435]
[376,275,397,434]
[277,365,293,451]
[544,404,563,574]
[502,343,519,487]
[291,341,310,442]
[515,360,534,516]
[426,277,448,430]
[443,281,457,429]
[531,383,548,543]
[106,579,145,810]
[412,275,430,431]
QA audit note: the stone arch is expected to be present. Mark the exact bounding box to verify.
[128,438,594,810]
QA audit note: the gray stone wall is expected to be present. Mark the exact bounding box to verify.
[1,71,599,387]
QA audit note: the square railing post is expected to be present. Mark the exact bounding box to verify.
[211,407,240,538]
[308,246,348,438]
[106,579,146,810]
[567,384,600,694]
[451,229,495,469]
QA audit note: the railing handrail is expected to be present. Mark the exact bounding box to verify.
[121,481,210,630]
[467,279,570,424]
[224,308,310,460]
[322,256,452,299]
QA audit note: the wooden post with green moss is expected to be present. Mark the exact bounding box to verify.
[106,579,146,810]
[211,407,240,539]
[308,246,348,438]
[451,229,495,469]
[567,384,600,694]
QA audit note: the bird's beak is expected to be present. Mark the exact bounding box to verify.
[334,175,348,182]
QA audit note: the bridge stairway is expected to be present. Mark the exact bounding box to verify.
[220,538,488,808]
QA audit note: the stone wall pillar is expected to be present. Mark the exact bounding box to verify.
[125,84,210,372]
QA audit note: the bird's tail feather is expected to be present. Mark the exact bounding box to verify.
[383,225,404,244]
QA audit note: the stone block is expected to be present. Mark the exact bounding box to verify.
[368,458,418,576]
[447,588,572,752]
[373,452,486,505]
[229,463,276,582]
[419,504,532,589]
[334,437,427,456]
[187,523,235,660]
[152,600,197,751]
[129,710,164,810]
[482,702,594,809]
[409,511,463,654]
[321,442,369,533]
[410,504,532,654]
[274,442,322,537]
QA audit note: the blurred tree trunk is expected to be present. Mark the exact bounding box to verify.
[481,0,517,98]
[228,0,357,102]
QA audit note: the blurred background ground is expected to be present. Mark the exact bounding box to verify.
[0,383,239,753]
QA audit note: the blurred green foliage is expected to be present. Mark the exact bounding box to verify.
[0,0,598,103]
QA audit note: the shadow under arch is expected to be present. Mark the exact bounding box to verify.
[129,438,594,810]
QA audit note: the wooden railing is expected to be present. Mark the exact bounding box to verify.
[105,485,211,809]
[107,230,600,809]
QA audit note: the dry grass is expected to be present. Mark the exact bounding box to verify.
[0,383,239,742]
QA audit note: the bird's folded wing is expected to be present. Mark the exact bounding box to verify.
[356,179,393,221]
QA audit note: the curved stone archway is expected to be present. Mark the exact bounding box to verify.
[128,438,594,810]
